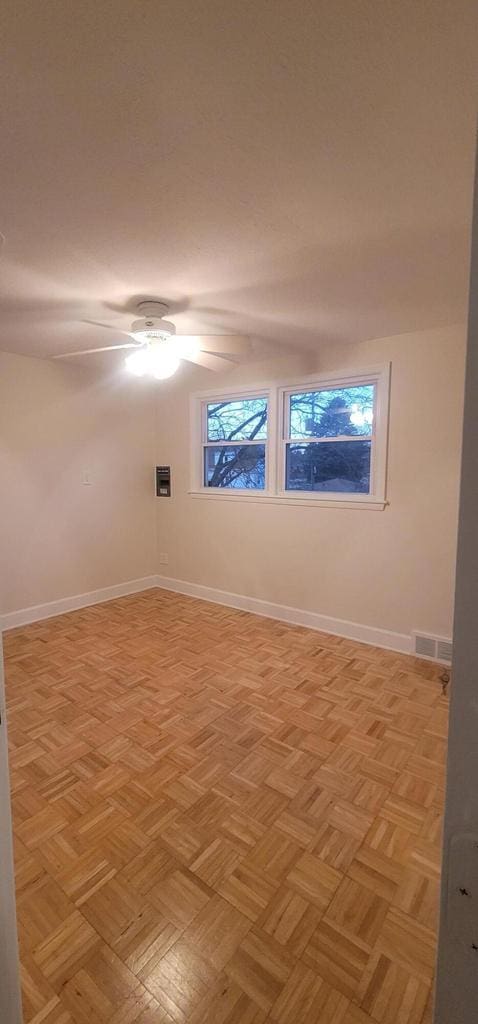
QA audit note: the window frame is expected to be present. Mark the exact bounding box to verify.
[191,387,275,496]
[190,364,390,510]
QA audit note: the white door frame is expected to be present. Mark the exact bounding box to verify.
[434,137,478,1022]
[0,633,22,1023]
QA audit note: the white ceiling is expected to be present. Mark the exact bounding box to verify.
[0,0,477,361]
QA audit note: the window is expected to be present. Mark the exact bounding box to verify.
[191,365,389,508]
[202,395,268,489]
[284,384,375,493]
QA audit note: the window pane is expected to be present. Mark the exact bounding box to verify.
[289,385,374,439]
[285,440,371,493]
[207,397,267,441]
[205,444,266,489]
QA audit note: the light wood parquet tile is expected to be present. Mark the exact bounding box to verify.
[376,907,437,983]
[20,954,59,1023]
[323,876,389,948]
[4,588,447,1023]
[270,959,349,1022]
[187,976,268,1024]
[286,851,342,909]
[148,867,213,929]
[183,893,252,970]
[113,906,179,977]
[301,918,371,1000]
[310,822,362,872]
[347,846,404,902]
[32,910,100,990]
[218,862,279,922]
[358,951,429,1024]
[60,944,145,1024]
[225,928,295,1012]
[258,887,322,957]
[16,875,76,952]
[138,937,217,1021]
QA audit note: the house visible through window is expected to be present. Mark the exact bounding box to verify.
[284,384,375,493]
[204,395,268,489]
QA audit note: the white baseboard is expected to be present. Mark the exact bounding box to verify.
[1,576,158,631]
[154,574,414,656]
[2,571,442,662]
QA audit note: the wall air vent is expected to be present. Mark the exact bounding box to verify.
[413,632,453,664]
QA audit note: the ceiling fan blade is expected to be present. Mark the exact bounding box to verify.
[52,343,139,358]
[81,319,133,337]
[183,351,235,372]
[178,334,250,355]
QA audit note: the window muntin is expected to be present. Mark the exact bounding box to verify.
[203,396,268,489]
[284,383,376,494]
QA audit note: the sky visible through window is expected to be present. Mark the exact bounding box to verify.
[289,384,374,439]
[207,397,268,441]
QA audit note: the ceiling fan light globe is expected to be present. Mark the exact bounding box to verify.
[176,336,201,360]
[150,348,180,379]
[125,349,151,376]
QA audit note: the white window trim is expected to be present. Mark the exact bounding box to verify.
[189,363,390,510]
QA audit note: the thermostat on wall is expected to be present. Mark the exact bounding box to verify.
[156,466,171,497]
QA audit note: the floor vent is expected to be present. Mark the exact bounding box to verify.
[436,638,453,663]
[413,632,453,663]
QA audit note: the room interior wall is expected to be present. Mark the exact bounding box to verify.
[154,325,466,643]
[0,325,465,646]
[0,350,157,617]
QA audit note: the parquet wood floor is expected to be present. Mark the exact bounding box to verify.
[3,589,447,1024]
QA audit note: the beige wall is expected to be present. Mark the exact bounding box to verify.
[155,326,465,641]
[0,351,156,615]
[0,326,465,641]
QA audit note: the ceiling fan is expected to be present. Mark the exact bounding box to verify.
[52,299,250,378]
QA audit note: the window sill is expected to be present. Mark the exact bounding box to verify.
[188,490,388,511]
